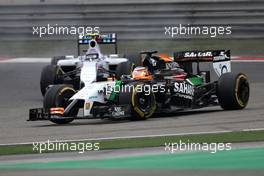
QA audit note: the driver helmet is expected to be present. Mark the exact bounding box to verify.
[86,40,102,58]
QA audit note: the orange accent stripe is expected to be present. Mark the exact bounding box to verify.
[159,54,173,62]
[50,107,64,115]
[50,111,64,114]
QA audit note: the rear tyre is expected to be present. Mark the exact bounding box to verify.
[44,85,77,124]
[115,61,133,80]
[40,65,61,96]
[124,53,142,67]
[217,72,250,110]
[51,56,65,65]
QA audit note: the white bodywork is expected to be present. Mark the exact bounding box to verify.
[57,40,127,117]
[213,61,231,77]
[56,54,127,68]
[213,51,231,77]
[70,81,115,116]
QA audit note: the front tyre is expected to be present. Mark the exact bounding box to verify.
[217,72,250,110]
[130,83,156,120]
[44,85,77,124]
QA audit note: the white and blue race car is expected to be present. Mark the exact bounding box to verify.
[40,33,140,96]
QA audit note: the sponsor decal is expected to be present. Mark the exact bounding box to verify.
[221,65,228,74]
[173,82,194,99]
[89,95,98,100]
[150,58,157,66]
[213,51,229,62]
[166,62,179,69]
[112,107,125,117]
[175,94,193,100]
[184,51,212,58]
[85,103,91,109]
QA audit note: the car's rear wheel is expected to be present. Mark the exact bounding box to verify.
[115,53,142,80]
[40,65,61,96]
[115,61,133,80]
[51,56,65,65]
[123,53,142,67]
[44,85,77,124]
[217,72,250,110]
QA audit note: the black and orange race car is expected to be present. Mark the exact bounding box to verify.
[29,50,250,124]
[114,50,250,120]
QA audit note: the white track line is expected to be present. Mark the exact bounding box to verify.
[243,128,264,131]
[0,128,263,146]
[0,58,51,63]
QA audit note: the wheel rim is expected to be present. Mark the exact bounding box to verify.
[237,76,249,107]
[136,92,152,112]
[131,84,156,118]
[55,87,76,110]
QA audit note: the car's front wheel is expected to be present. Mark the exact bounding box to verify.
[118,82,157,120]
[44,85,78,124]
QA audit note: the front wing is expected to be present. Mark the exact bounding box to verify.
[28,105,131,121]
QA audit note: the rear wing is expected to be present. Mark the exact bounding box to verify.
[174,50,230,62]
[174,50,231,77]
[77,33,117,55]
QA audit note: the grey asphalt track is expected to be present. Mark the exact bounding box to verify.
[0,62,263,144]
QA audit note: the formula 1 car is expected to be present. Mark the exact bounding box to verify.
[40,33,140,96]
[29,49,250,124]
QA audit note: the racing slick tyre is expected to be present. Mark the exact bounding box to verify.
[124,53,142,67]
[115,61,133,80]
[44,85,78,124]
[40,65,61,96]
[119,83,156,121]
[51,56,65,65]
[217,72,250,110]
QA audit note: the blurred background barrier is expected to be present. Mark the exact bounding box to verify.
[0,0,263,57]
[0,0,264,40]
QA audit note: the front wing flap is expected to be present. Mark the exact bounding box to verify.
[28,108,50,121]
